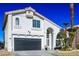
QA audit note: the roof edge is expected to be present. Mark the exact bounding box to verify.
[35,11,62,29]
[3,7,62,31]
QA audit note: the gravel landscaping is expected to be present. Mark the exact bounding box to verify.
[0,49,14,56]
[1,49,79,56]
[56,50,79,56]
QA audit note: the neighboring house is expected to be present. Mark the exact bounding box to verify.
[2,7,61,52]
[67,25,79,49]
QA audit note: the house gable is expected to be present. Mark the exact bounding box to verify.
[2,7,61,31]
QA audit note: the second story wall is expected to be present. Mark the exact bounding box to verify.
[12,12,44,35]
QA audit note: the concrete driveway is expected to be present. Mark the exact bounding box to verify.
[14,50,56,56]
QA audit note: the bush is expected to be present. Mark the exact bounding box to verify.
[69,32,75,47]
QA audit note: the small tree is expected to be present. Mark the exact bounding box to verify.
[69,28,75,48]
[63,22,69,27]
[63,22,69,50]
[56,22,69,50]
[57,29,66,49]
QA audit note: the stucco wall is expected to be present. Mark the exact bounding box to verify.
[4,19,8,49]
[4,14,12,51]
[4,10,61,51]
[43,19,60,49]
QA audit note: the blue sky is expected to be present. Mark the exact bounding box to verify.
[0,3,79,41]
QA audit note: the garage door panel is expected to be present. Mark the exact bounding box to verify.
[14,38,41,51]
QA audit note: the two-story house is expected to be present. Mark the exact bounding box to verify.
[2,7,61,52]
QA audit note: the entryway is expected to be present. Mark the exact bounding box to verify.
[46,27,53,50]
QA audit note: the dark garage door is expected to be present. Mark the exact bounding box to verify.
[14,38,41,51]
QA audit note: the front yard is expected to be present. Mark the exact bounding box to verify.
[55,50,79,56]
[1,49,79,56]
[0,49,14,56]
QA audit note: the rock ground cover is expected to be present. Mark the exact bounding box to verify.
[1,49,79,56]
[0,49,14,56]
[55,50,79,56]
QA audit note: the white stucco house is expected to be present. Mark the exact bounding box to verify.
[3,7,61,52]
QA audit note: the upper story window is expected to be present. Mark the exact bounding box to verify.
[15,18,19,26]
[33,20,40,28]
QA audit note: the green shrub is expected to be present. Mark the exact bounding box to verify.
[69,32,75,48]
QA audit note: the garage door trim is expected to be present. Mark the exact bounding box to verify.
[14,38,41,51]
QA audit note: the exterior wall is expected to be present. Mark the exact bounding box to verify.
[4,14,12,51]
[11,12,45,51]
[4,20,8,49]
[4,10,61,52]
[12,13,44,35]
[43,19,60,50]
[12,34,44,51]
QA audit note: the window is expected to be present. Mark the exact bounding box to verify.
[33,20,40,28]
[15,18,19,26]
[37,20,40,28]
